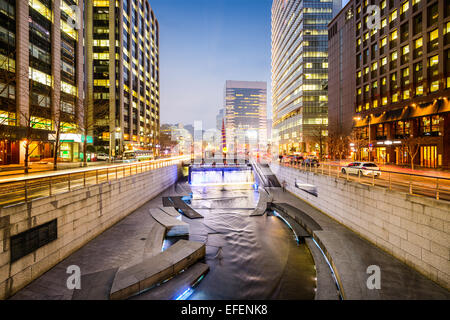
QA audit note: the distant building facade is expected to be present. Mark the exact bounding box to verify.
[224,80,267,154]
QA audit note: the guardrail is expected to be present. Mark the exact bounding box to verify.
[278,161,450,201]
[0,156,189,208]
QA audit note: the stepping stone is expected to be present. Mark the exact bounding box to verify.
[150,208,189,237]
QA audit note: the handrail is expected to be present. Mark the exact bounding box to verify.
[0,156,190,208]
[0,156,189,185]
[276,160,450,201]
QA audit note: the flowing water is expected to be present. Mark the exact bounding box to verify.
[181,169,316,300]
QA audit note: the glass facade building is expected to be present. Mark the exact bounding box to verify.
[271,0,341,155]
[86,0,160,156]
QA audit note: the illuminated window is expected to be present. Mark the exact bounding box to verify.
[29,0,52,21]
[381,18,387,28]
[61,81,77,96]
[402,68,409,77]
[402,90,410,100]
[390,29,398,41]
[381,57,387,66]
[357,22,361,31]
[392,93,398,102]
[305,63,313,68]
[382,97,388,105]
[373,100,378,108]
[29,67,52,86]
[380,37,387,47]
[430,81,439,92]
[357,71,362,78]
[401,1,409,14]
[364,67,369,74]
[429,29,438,42]
[365,85,369,92]
[381,77,387,85]
[391,51,398,61]
[416,86,423,95]
[381,0,386,9]
[414,37,423,49]
[322,62,328,68]
[364,32,369,41]
[357,88,362,95]
[371,62,378,71]
[357,5,361,13]
[390,10,398,23]
[428,55,439,67]
[372,81,378,88]
[402,45,409,55]
[61,20,78,40]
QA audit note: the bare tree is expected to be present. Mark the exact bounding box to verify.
[328,132,349,162]
[349,129,368,161]
[310,122,328,160]
[78,97,109,167]
[401,136,427,170]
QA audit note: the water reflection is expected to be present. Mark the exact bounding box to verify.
[182,175,316,300]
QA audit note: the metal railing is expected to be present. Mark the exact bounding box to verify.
[279,161,450,201]
[0,156,189,208]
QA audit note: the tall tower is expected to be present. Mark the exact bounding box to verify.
[86,0,160,156]
[271,0,342,155]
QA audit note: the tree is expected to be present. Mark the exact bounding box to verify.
[50,106,77,170]
[328,132,349,161]
[349,129,368,161]
[401,136,427,170]
[310,122,328,160]
[78,97,109,167]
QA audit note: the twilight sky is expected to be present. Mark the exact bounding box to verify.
[150,0,273,129]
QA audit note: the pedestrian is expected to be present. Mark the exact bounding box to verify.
[281,180,287,192]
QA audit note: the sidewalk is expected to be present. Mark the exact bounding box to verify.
[267,187,450,299]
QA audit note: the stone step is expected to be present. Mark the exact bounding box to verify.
[150,208,189,237]
[130,262,209,300]
[109,240,206,300]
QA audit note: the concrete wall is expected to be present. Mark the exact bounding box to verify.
[0,164,180,299]
[270,164,450,290]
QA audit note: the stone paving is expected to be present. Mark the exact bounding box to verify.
[10,186,171,300]
[267,187,450,299]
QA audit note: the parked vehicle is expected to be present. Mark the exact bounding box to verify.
[96,153,110,161]
[341,162,381,177]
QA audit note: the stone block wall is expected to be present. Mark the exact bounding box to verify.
[0,164,180,299]
[271,164,450,290]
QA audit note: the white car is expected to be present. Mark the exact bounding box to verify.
[96,153,110,161]
[341,162,381,177]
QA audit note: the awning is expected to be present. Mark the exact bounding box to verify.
[355,98,450,127]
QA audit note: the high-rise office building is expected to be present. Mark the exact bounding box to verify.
[271,0,341,155]
[86,0,160,157]
[224,80,267,153]
[0,0,85,165]
[328,0,450,168]
[216,107,224,131]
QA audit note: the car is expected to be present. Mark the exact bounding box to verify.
[96,153,110,161]
[341,162,381,177]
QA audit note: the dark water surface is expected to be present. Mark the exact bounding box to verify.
[182,184,316,300]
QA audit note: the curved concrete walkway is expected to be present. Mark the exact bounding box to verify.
[267,187,450,299]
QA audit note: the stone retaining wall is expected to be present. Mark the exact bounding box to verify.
[271,163,450,290]
[0,164,180,299]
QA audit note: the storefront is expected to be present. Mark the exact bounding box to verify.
[420,145,438,168]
